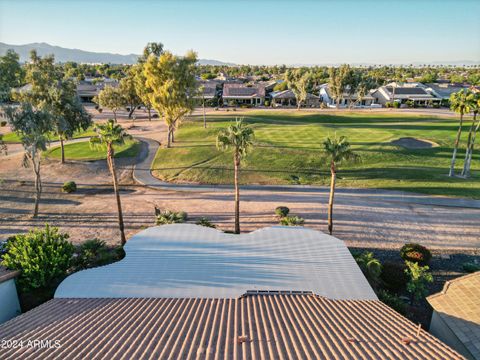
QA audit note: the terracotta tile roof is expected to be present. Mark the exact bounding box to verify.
[0,294,463,360]
[427,271,480,359]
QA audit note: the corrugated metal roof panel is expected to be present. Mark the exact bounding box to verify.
[0,295,463,360]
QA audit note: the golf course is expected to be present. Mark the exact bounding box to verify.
[152,111,480,198]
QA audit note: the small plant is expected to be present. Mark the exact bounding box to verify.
[381,261,408,291]
[280,215,304,226]
[1,225,74,291]
[393,101,401,108]
[462,262,480,273]
[275,206,290,218]
[98,108,103,113]
[400,243,432,265]
[0,120,7,127]
[377,289,407,315]
[196,217,216,228]
[62,181,77,193]
[405,261,433,304]
[354,251,382,284]
[73,239,111,269]
[154,207,188,225]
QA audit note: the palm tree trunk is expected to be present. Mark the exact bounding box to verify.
[60,137,65,164]
[327,162,336,235]
[107,144,126,246]
[462,115,476,177]
[449,113,464,177]
[234,153,240,234]
[465,116,480,178]
[32,159,41,218]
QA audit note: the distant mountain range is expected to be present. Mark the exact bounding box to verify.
[0,42,236,66]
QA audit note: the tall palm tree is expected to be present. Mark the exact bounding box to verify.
[323,135,359,235]
[462,93,480,178]
[449,89,474,177]
[90,119,131,245]
[216,118,254,234]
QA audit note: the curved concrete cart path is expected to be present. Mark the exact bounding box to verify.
[133,137,480,210]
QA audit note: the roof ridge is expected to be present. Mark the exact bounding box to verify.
[427,271,480,300]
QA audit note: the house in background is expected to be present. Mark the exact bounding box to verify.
[319,84,377,108]
[194,81,219,106]
[0,224,464,359]
[222,83,265,107]
[0,267,21,324]
[372,82,442,107]
[427,271,480,360]
[270,89,320,107]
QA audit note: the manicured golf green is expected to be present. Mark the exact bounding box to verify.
[152,111,480,198]
[46,139,140,161]
[1,127,97,143]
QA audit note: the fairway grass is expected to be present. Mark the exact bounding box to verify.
[2,127,97,143]
[46,139,140,161]
[152,111,480,198]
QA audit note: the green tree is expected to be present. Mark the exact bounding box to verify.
[461,93,480,177]
[90,120,131,245]
[49,80,92,163]
[323,135,359,234]
[144,50,198,147]
[285,68,312,109]
[94,85,124,122]
[216,118,254,234]
[405,261,433,304]
[4,104,53,217]
[449,89,474,177]
[328,65,352,108]
[133,63,154,121]
[0,49,25,102]
[118,70,141,119]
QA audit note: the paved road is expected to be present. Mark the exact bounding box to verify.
[134,137,480,210]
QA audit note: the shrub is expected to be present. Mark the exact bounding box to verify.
[377,289,407,315]
[1,225,74,291]
[154,207,187,225]
[280,215,304,226]
[196,217,216,228]
[385,102,392,108]
[62,181,77,193]
[400,243,431,265]
[0,120,6,127]
[354,251,382,284]
[405,261,433,304]
[392,101,401,108]
[264,100,270,107]
[74,239,107,269]
[462,262,480,273]
[98,108,103,113]
[275,206,290,218]
[381,261,408,291]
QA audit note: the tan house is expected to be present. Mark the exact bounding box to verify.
[270,89,320,107]
[222,83,265,106]
[428,272,480,360]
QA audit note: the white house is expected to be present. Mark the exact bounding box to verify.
[372,82,442,107]
[319,84,377,108]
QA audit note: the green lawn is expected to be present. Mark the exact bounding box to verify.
[152,111,480,198]
[1,127,97,143]
[45,139,140,161]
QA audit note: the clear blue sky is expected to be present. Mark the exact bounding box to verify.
[1,0,479,65]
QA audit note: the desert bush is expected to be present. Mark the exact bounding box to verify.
[405,261,433,304]
[196,217,216,228]
[1,225,74,291]
[280,215,304,226]
[377,289,407,315]
[462,262,480,273]
[62,181,77,193]
[155,207,188,225]
[385,102,392,108]
[393,101,401,108]
[400,243,432,265]
[354,251,382,284]
[381,261,408,291]
[275,206,290,218]
[264,100,270,107]
[73,239,118,269]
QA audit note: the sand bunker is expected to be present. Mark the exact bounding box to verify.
[391,137,438,149]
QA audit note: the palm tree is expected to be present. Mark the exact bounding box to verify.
[449,89,474,177]
[90,119,131,245]
[216,118,254,234]
[323,135,359,235]
[462,93,480,177]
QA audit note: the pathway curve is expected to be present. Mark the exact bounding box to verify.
[133,137,480,209]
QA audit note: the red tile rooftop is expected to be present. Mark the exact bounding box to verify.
[0,294,463,360]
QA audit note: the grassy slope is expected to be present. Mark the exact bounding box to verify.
[45,139,140,161]
[152,111,480,198]
[2,127,97,143]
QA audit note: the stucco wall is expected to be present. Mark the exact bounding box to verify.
[0,279,21,324]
